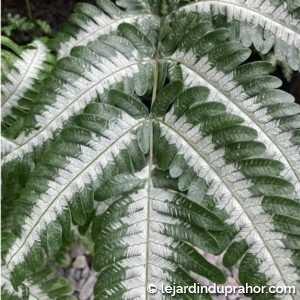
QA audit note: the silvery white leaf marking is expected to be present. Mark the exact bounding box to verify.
[5,112,142,271]
[159,111,298,296]
[1,41,49,119]
[171,50,300,199]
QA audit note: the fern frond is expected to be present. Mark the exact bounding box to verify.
[5,80,300,297]
[2,3,300,298]
[1,40,54,125]
[180,0,300,70]
[169,47,300,198]
[5,102,145,273]
[157,90,298,291]
[2,35,153,164]
[92,174,228,298]
[52,0,158,58]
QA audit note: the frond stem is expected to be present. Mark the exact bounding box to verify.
[25,0,33,21]
[145,24,163,298]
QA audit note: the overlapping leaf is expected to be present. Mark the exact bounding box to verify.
[2,1,300,299]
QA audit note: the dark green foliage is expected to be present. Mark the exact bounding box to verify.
[1,0,300,299]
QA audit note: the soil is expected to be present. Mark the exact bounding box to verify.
[55,244,97,300]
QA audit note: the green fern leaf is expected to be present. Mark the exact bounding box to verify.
[180,0,300,70]
[2,1,300,299]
